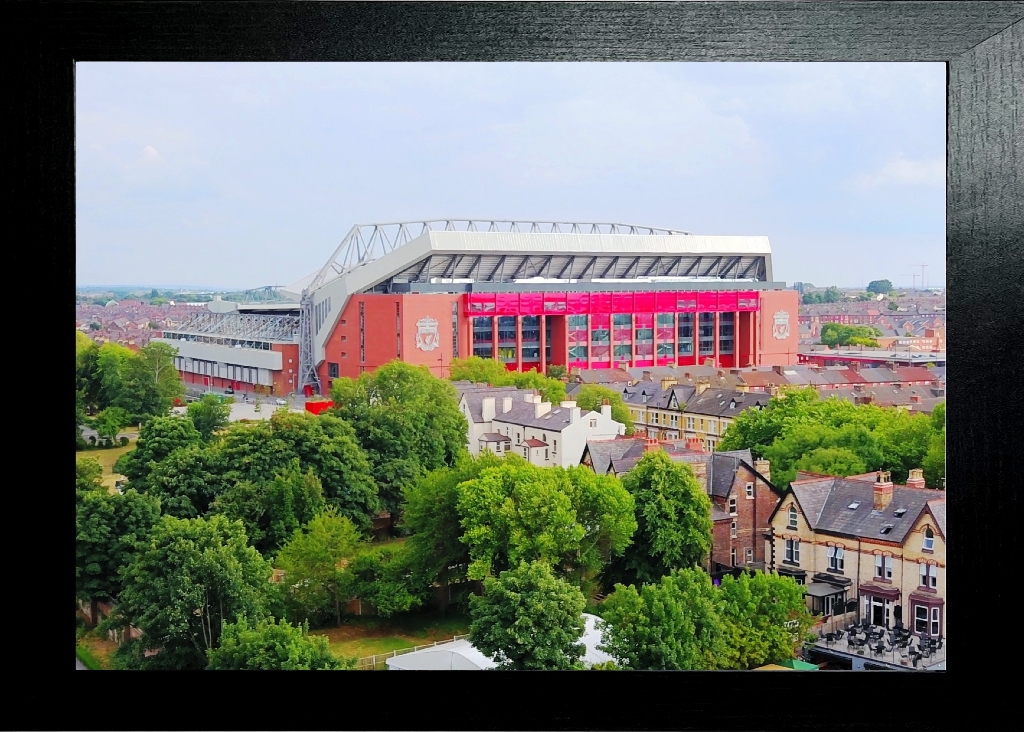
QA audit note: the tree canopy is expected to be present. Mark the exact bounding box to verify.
[207,618,352,670]
[819,323,882,348]
[802,286,842,304]
[112,514,274,670]
[117,415,202,488]
[76,487,161,602]
[274,507,362,626]
[718,386,945,488]
[187,394,231,441]
[574,384,634,435]
[455,454,636,591]
[866,279,893,294]
[598,568,728,670]
[330,361,468,516]
[449,356,567,405]
[717,571,815,669]
[603,451,712,589]
[469,560,587,670]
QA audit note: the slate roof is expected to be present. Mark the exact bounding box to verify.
[711,507,733,522]
[927,499,946,538]
[576,368,633,384]
[478,432,511,443]
[682,389,769,418]
[457,386,526,423]
[708,450,755,498]
[491,400,593,433]
[788,477,945,543]
[621,384,695,410]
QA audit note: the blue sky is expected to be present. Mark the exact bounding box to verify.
[76,62,945,290]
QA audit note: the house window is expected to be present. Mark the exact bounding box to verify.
[731,548,737,566]
[671,414,678,427]
[745,483,754,499]
[545,449,549,460]
[590,419,597,428]
[730,521,737,538]
[729,497,737,515]
[745,547,754,563]
[785,539,800,564]
[923,527,935,551]
[827,546,845,572]
[931,607,941,636]
[874,555,893,580]
[687,417,695,430]
[328,362,339,378]
[914,605,929,634]
[788,505,798,530]
[553,439,557,454]
[919,563,937,588]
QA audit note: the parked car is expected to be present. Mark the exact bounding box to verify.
[275,398,287,405]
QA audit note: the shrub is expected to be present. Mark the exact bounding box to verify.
[119,436,130,447]
[100,438,112,449]
[89,435,97,446]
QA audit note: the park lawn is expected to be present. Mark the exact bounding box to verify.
[76,439,137,493]
[313,611,472,663]
[77,632,119,669]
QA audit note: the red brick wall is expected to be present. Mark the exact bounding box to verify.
[710,463,783,567]
[272,343,300,395]
[757,290,800,366]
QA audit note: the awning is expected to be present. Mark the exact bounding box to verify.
[805,581,847,598]
[777,658,819,670]
[754,664,794,670]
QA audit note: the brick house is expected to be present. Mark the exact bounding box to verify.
[581,439,784,573]
[766,470,946,639]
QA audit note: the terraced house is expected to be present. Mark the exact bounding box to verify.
[768,470,946,641]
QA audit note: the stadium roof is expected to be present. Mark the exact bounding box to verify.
[283,220,777,366]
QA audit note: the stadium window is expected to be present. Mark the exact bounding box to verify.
[328,363,339,378]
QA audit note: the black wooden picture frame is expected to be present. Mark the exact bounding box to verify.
[18,1,1022,729]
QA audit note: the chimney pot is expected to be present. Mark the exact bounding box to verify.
[754,458,771,482]
[502,396,513,413]
[481,397,496,423]
[873,470,894,511]
[906,468,926,489]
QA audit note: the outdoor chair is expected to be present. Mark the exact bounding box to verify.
[834,630,845,641]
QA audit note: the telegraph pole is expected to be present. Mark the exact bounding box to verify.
[911,273,918,290]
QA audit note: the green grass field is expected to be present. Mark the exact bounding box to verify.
[313,611,472,664]
[76,439,137,492]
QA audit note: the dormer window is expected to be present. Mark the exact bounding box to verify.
[787,505,798,530]
[848,502,860,510]
[893,508,907,518]
[880,524,894,535]
[923,526,935,551]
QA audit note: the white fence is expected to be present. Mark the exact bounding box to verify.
[356,634,470,670]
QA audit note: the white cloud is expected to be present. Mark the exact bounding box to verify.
[847,156,944,191]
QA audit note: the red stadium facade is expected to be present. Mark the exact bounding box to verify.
[318,287,799,388]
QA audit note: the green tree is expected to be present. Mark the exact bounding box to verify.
[76,488,161,602]
[867,279,893,294]
[449,357,567,405]
[207,618,353,670]
[76,458,105,499]
[217,412,379,532]
[136,341,185,409]
[187,394,231,441]
[330,361,468,515]
[112,514,273,670]
[455,455,635,589]
[718,386,820,458]
[604,452,712,589]
[597,568,728,670]
[888,301,899,311]
[574,384,634,435]
[95,342,137,408]
[717,571,814,669]
[342,543,429,618]
[211,460,327,556]
[275,507,362,626]
[143,443,224,518]
[469,560,587,670]
[792,446,867,478]
[76,331,103,413]
[819,323,882,348]
[93,406,130,444]
[547,364,568,380]
[118,415,202,487]
[402,451,504,588]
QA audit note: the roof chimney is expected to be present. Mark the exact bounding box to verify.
[695,379,710,395]
[560,400,577,409]
[773,365,784,375]
[502,396,513,413]
[850,361,860,372]
[570,405,581,424]
[661,377,678,390]
[704,358,714,367]
[601,400,612,420]
[873,471,894,511]
[754,458,771,482]
[905,468,926,490]
[644,437,660,453]
[642,371,653,381]
[910,395,921,404]
[481,397,495,423]
[686,437,704,453]
[534,400,552,418]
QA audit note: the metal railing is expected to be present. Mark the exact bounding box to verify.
[356,634,471,670]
